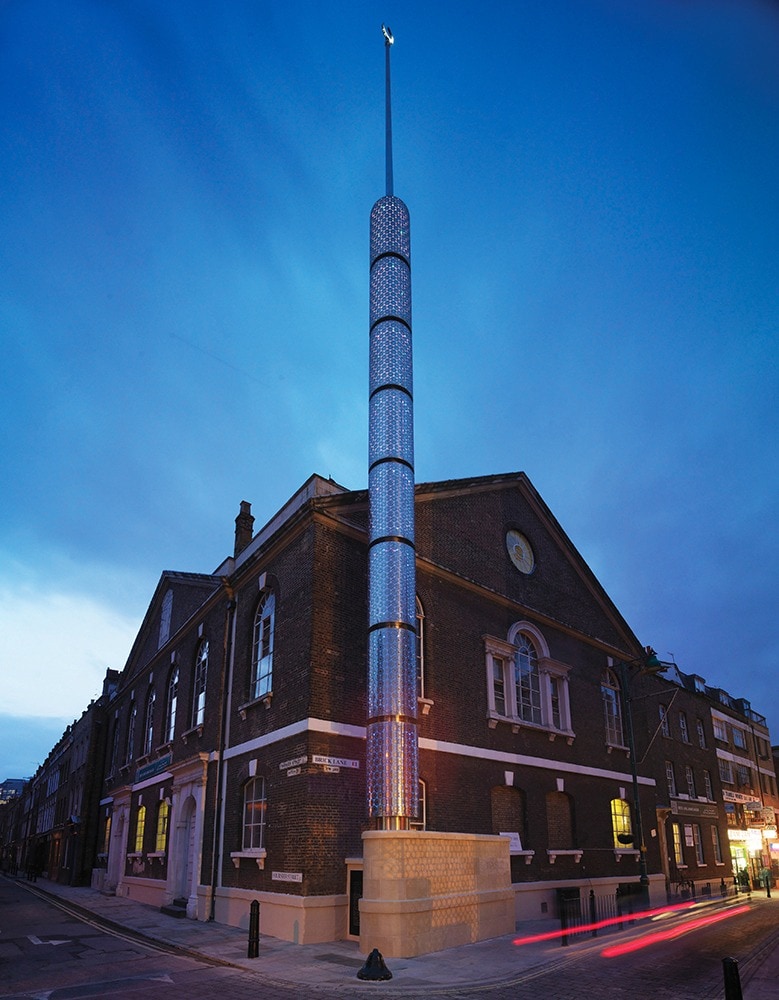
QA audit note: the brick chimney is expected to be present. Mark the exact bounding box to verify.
[234,500,254,556]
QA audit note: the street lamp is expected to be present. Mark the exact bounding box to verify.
[614,647,672,904]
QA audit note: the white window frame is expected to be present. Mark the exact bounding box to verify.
[125,702,137,765]
[679,712,690,744]
[696,718,707,749]
[712,717,728,742]
[601,669,625,748]
[485,624,573,738]
[192,639,208,728]
[666,760,677,798]
[143,687,155,757]
[711,824,723,864]
[242,776,266,851]
[732,727,747,750]
[165,667,179,743]
[703,769,714,800]
[251,591,275,701]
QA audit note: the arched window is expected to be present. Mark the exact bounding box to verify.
[546,791,575,850]
[416,596,425,699]
[251,592,275,701]
[158,588,173,648]
[514,632,542,725]
[134,805,146,853]
[108,720,120,775]
[155,800,170,852]
[611,798,632,848]
[125,702,137,764]
[242,776,266,851]
[143,687,156,756]
[192,639,208,728]
[601,669,624,746]
[485,622,571,734]
[491,785,527,848]
[165,667,179,742]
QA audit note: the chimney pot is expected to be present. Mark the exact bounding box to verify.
[234,500,254,556]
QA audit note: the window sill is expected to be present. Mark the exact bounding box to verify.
[606,743,629,755]
[418,697,434,716]
[238,694,273,720]
[154,741,173,754]
[126,852,143,860]
[547,850,583,864]
[148,851,166,863]
[488,712,574,744]
[182,725,204,744]
[513,850,535,865]
[231,850,266,870]
[614,849,639,862]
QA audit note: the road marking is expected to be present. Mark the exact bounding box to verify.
[27,935,71,946]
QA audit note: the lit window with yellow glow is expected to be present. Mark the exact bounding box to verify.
[155,800,170,852]
[611,798,632,848]
[134,805,146,853]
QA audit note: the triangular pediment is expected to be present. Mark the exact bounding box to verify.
[119,571,221,687]
[413,472,641,654]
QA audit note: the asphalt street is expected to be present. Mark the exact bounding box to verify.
[1,876,778,999]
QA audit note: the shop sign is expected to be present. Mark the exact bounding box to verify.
[671,800,719,819]
[723,789,760,805]
[135,753,172,783]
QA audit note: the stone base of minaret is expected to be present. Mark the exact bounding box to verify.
[358,830,514,958]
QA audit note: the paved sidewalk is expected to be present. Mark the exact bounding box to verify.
[9,875,779,996]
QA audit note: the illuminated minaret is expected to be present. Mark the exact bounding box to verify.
[365,25,418,830]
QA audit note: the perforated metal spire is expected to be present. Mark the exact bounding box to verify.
[366,26,419,829]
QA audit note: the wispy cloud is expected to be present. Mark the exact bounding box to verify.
[0,584,137,719]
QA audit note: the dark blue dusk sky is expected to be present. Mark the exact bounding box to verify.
[1,0,778,778]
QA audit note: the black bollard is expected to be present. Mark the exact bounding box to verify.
[357,948,393,980]
[722,957,743,1000]
[247,899,260,958]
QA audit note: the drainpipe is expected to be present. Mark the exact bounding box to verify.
[209,579,236,920]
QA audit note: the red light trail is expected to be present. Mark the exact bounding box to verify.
[512,900,698,947]
[600,904,750,958]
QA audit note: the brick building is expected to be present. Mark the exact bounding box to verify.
[94,469,776,945]
[3,669,118,884]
